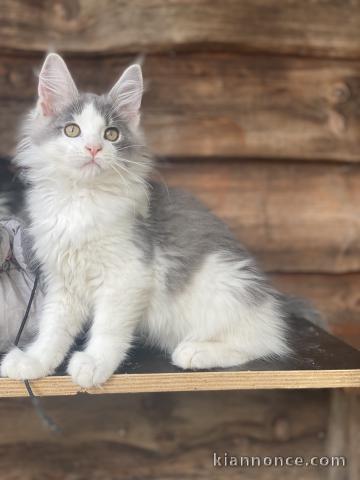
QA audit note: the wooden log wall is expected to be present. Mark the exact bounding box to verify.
[0,390,357,480]
[1,1,359,347]
[0,391,346,479]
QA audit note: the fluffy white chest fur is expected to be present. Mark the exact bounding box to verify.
[29,183,146,301]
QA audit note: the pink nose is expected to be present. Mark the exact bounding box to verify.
[85,145,102,158]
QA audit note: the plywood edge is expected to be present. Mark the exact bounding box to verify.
[0,369,359,397]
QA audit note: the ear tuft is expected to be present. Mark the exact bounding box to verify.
[109,64,143,128]
[38,53,78,116]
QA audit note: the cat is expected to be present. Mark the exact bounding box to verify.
[0,53,313,387]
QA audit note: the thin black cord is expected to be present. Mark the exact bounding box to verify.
[23,379,61,433]
[14,274,39,347]
[14,273,61,433]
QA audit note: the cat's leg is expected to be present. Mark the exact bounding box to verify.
[1,285,86,379]
[68,266,150,388]
[171,295,288,370]
[168,254,289,370]
[170,296,288,370]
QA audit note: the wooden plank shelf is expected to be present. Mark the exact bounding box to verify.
[0,320,359,397]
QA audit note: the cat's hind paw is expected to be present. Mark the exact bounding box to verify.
[172,342,212,370]
[172,341,251,370]
[67,352,113,388]
[1,348,49,379]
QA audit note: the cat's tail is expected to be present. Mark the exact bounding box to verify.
[279,293,327,329]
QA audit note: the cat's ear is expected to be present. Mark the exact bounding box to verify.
[37,53,78,116]
[109,64,143,128]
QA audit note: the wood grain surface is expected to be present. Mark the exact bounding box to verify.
[1,0,359,59]
[0,389,337,479]
[0,369,359,398]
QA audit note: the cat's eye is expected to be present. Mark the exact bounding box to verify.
[64,123,81,138]
[104,127,120,142]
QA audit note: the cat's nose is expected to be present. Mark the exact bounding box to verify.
[85,145,102,158]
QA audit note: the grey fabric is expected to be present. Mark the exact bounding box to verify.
[0,225,11,269]
[0,218,42,351]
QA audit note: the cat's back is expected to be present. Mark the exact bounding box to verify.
[147,181,245,254]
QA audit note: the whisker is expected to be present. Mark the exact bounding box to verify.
[122,158,150,169]
[116,144,146,152]
[112,162,150,203]
[109,163,130,191]
[107,163,138,218]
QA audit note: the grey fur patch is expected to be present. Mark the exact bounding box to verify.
[135,182,272,306]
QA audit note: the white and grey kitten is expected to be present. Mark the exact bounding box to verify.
[1,54,306,387]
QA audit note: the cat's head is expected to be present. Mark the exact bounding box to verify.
[17,53,149,183]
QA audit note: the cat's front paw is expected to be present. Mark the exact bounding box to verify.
[1,348,49,379]
[67,352,113,388]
